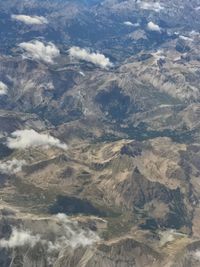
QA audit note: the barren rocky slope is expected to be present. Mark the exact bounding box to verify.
[1,0,200,266]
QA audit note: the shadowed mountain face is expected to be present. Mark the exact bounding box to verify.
[1,0,200,266]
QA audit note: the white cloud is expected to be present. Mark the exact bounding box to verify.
[79,71,85,77]
[123,21,134,26]
[12,14,48,25]
[139,2,164,12]
[147,21,161,32]
[190,30,199,36]
[179,35,193,42]
[69,46,113,69]
[0,215,99,251]
[194,250,200,260]
[0,159,27,175]
[159,230,175,246]
[0,81,8,95]
[0,215,99,266]
[19,40,60,64]
[123,21,139,27]
[152,50,165,61]
[0,228,40,248]
[6,129,68,150]
[52,214,100,249]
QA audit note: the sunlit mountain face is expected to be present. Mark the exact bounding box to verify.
[1,1,200,267]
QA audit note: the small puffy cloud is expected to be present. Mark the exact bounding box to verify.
[179,35,193,42]
[123,21,139,27]
[123,21,134,26]
[69,46,113,69]
[147,21,161,32]
[152,50,165,61]
[190,30,199,36]
[0,81,8,95]
[19,40,60,64]
[0,228,40,248]
[12,14,48,25]
[79,71,85,77]
[0,159,27,175]
[6,129,68,150]
[159,230,175,246]
[194,250,200,260]
[140,2,164,12]
[53,214,100,249]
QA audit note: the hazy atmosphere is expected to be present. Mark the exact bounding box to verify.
[1,0,200,266]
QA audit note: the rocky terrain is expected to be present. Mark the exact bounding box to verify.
[1,0,200,266]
